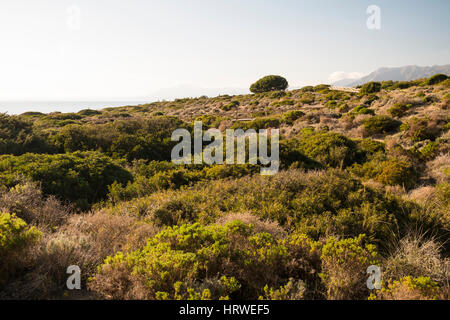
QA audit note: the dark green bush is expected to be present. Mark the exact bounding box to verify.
[0,114,54,155]
[360,82,381,94]
[52,117,182,162]
[0,152,132,209]
[78,109,101,116]
[426,74,448,85]
[270,91,287,99]
[350,105,375,115]
[355,138,385,160]
[250,75,288,93]
[387,103,411,118]
[349,156,418,188]
[300,86,314,92]
[363,116,401,135]
[296,129,358,168]
[281,110,304,124]
[221,101,240,111]
[231,116,281,131]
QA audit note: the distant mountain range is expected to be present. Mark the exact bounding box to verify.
[333,64,450,87]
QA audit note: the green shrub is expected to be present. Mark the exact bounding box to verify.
[297,129,358,168]
[260,278,306,300]
[369,276,441,300]
[53,117,182,161]
[320,234,378,300]
[350,157,417,188]
[355,139,386,159]
[387,103,411,118]
[271,99,295,107]
[0,152,132,209]
[418,141,439,160]
[269,91,287,99]
[363,116,401,135]
[326,91,349,101]
[114,168,420,246]
[0,212,41,284]
[375,158,417,188]
[231,116,281,131]
[221,101,240,111]
[250,75,288,93]
[350,105,375,115]
[362,94,379,105]
[0,114,54,155]
[281,110,304,124]
[360,82,381,94]
[90,221,291,299]
[195,115,229,128]
[77,109,101,116]
[313,84,330,92]
[300,86,314,92]
[299,93,315,104]
[426,74,448,85]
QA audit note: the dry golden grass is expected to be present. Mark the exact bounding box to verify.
[427,153,450,184]
[384,235,449,285]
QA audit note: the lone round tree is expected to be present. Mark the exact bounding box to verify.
[250,75,288,93]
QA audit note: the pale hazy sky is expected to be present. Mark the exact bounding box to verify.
[0,0,449,101]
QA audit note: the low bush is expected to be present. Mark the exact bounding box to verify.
[350,156,418,188]
[281,110,304,124]
[363,116,401,135]
[89,221,292,299]
[0,212,41,285]
[296,129,358,168]
[350,105,375,115]
[387,103,412,118]
[221,101,240,111]
[298,93,315,104]
[313,84,330,93]
[426,74,448,85]
[231,117,281,131]
[369,276,441,300]
[0,152,132,209]
[320,234,378,300]
[400,117,439,142]
[360,82,381,94]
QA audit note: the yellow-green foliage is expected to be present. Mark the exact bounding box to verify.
[296,128,358,168]
[350,156,417,188]
[369,276,441,300]
[387,103,411,118]
[0,212,41,283]
[0,79,449,300]
[375,158,417,187]
[320,234,378,300]
[260,278,306,300]
[363,115,401,135]
[90,221,292,300]
[0,212,40,255]
[104,169,421,245]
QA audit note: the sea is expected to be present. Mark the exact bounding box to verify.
[0,101,151,115]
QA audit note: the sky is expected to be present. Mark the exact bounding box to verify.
[0,0,449,104]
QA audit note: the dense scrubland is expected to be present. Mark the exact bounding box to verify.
[0,74,449,300]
